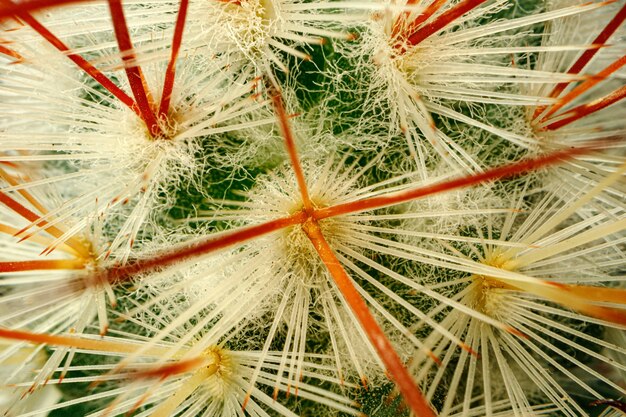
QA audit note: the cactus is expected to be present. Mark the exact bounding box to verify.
[0,0,625,416]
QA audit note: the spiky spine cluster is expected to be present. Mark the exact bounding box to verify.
[0,0,625,416]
